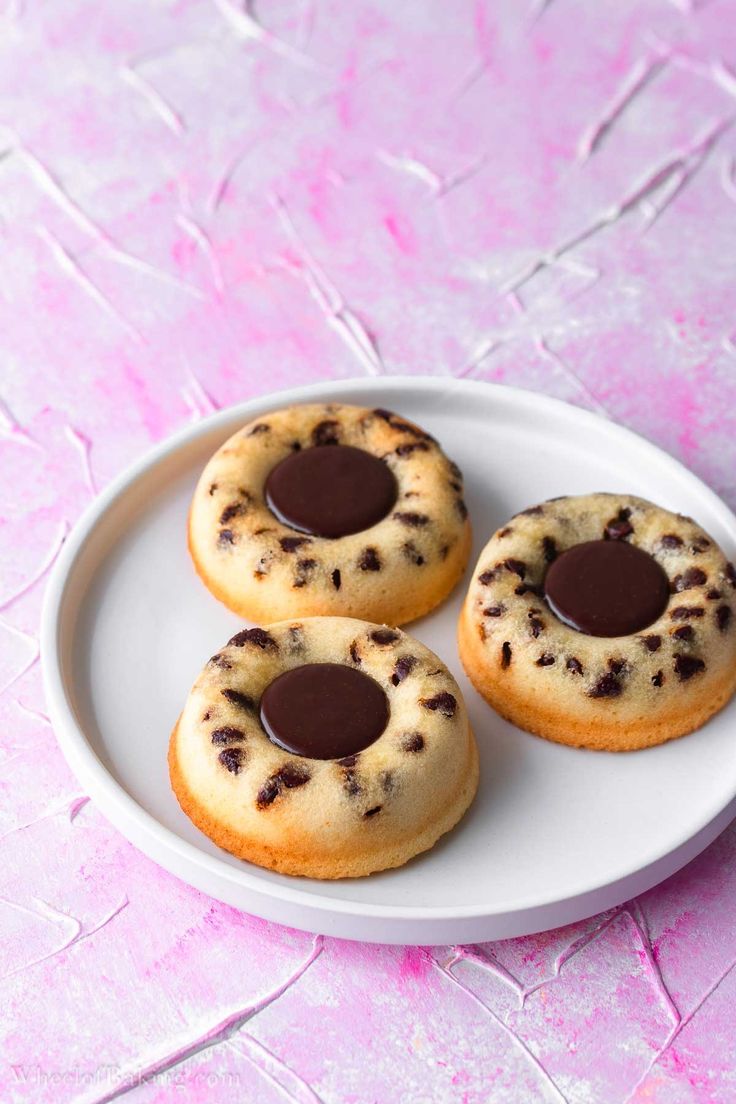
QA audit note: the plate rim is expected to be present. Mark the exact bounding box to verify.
[41,376,736,940]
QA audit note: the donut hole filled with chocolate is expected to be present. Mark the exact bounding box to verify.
[544,539,670,637]
[265,445,398,539]
[260,662,390,759]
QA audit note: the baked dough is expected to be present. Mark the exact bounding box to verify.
[459,493,736,751]
[170,617,479,878]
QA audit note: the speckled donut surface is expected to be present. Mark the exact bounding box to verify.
[458,493,736,751]
[188,403,471,625]
[169,617,479,879]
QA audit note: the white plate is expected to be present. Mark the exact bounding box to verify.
[42,378,736,944]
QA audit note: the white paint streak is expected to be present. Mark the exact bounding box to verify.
[121,64,186,136]
[86,934,324,1104]
[0,895,128,981]
[624,955,736,1103]
[273,194,384,375]
[176,213,225,294]
[228,1033,325,1104]
[502,116,733,293]
[0,520,68,611]
[534,336,610,417]
[578,52,669,163]
[64,424,97,495]
[0,391,41,451]
[437,960,570,1103]
[0,617,39,695]
[38,226,144,343]
[212,0,321,71]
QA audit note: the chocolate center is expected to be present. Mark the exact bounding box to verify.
[544,539,670,637]
[265,445,397,538]
[260,663,390,759]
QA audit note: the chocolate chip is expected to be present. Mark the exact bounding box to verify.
[608,658,626,675]
[672,625,694,642]
[373,409,433,441]
[456,498,468,521]
[566,657,584,675]
[395,442,430,456]
[727,563,736,588]
[641,635,662,652]
[440,544,449,560]
[280,536,312,553]
[674,654,705,681]
[208,482,218,496]
[371,628,400,645]
[403,541,425,566]
[218,528,236,547]
[661,534,683,549]
[349,641,361,664]
[652,671,664,687]
[672,567,707,592]
[420,692,457,717]
[202,710,211,721]
[293,557,317,588]
[478,570,496,585]
[670,606,704,620]
[717,606,732,632]
[393,512,430,527]
[380,770,394,793]
[449,460,463,480]
[707,588,722,600]
[519,505,544,517]
[504,558,527,578]
[498,527,514,538]
[342,768,361,796]
[211,726,245,745]
[311,419,340,446]
[331,568,341,590]
[221,689,254,710]
[256,764,310,808]
[391,656,417,685]
[501,642,512,668]
[588,673,622,698]
[219,747,245,773]
[604,508,633,541]
[402,732,425,753]
[542,537,557,563]
[484,604,506,617]
[449,480,462,493]
[364,805,382,818]
[288,625,304,652]
[209,653,232,669]
[359,547,381,571]
[536,654,555,666]
[220,503,244,524]
[690,538,710,553]
[228,628,277,649]
[529,616,544,638]
[338,754,358,767]
[515,583,544,598]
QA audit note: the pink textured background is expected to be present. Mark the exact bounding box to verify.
[2,0,736,1100]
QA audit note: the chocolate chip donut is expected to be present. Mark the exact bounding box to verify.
[188,404,471,625]
[169,617,479,878]
[458,493,736,751]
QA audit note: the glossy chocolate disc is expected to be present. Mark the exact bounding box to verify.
[265,445,397,538]
[260,663,390,759]
[544,539,670,637]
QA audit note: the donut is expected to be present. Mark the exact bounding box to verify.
[188,403,471,625]
[458,493,736,751]
[169,617,479,878]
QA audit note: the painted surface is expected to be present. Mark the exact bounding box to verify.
[1,0,736,1100]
